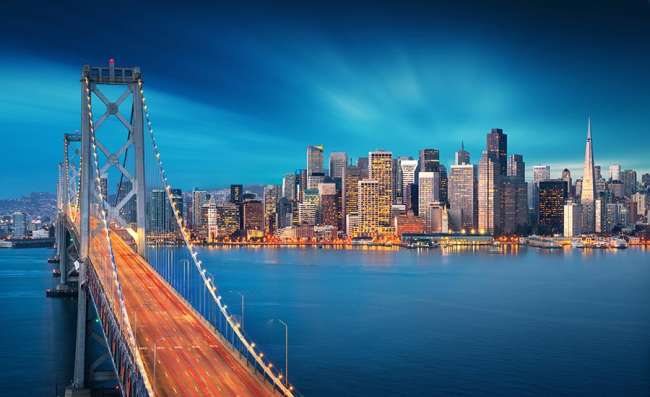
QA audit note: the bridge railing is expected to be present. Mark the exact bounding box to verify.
[139,79,299,396]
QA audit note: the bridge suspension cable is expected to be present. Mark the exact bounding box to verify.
[138,79,298,396]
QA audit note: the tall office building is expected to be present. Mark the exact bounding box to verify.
[149,189,167,233]
[369,151,393,226]
[230,184,243,204]
[207,198,218,241]
[580,118,596,233]
[282,174,297,201]
[454,141,470,165]
[418,148,440,173]
[609,164,621,181]
[216,202,240,238]
[276,198,294,229]
[538,180,567,235]
[418,172,436,223]
[507,154,525,180]
[12,212,27,238]
[561,168,573,198]
[448,164,477,231]
[329,152,347,179]
[487,128,508,176]
[357,157,369,177]
[168,188,183,231]
[117,180,136,224]
[622,170,637,196]
[242,200,264,234]
[307,145,324,188]
[399,159,418,205]
[563,200,582,237]
[533,166,551,184]
[478,151,501,235]
[319,183,338,228]
[501,176,528,235]
[263,185,279,234]
[358,180,380,236]
[342,165,362,234]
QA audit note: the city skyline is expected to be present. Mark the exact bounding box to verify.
[1,1,650,197]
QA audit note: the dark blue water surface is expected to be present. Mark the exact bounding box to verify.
[0,248,76,396]
[1,246,648,396]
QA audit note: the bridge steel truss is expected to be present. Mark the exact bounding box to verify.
[60,61,299,397]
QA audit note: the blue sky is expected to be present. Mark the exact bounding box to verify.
[1,0,649,197]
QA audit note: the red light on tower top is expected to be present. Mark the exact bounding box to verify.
[109,58,115,65]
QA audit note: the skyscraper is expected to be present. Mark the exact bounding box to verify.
[399,159,418,205]
[342,165,362,234]
[358,179,380,236]
[149,189,167,233]
[282,173,297,201]
[561,168,573,198]
[329,152,347,179]
[307,145,324,188]
[507,154,525,180]
[369,151,393,226]
[12,212,27,239]
[539,180,567,235]
[454,141,470,165]
[533,166,551,184]
[504,154,528,234]
[448,164,478,231]
[478,151,501,235]
[418,172,435,223]
[563,200,582,237]
[319,183,338,228]
[580,118,596,232]
[609,164,621,181]
[487,128,508,176]
[242,200,264,234]
[418,148,440,172]
[230,184,243,204]
[622,170,637,196]
[263,185,279,234]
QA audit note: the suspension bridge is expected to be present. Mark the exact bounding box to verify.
[53,60,298,397]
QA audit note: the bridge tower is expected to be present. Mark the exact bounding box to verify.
[71,60,148,394]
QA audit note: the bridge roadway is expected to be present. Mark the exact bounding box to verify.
[102,232,275,397]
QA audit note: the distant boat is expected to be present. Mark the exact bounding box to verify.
[571,239,585,249]
[610,237,628,249]
[526,235,561,249]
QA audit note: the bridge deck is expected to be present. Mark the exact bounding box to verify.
[109,233,274,397]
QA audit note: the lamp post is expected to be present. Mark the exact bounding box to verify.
[230,290,245,331]
[271,319,288,387]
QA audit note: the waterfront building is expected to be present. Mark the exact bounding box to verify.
[358,179,380,237]
[478,151,501,235]
[563,200,582,237]
[346,213,360,237]
[298,202,318,226]
[342,165,362,234]
[168,188,183,231]
[595,198,604,233]
[216,202,240,238]
[329,152,347,179]
[425,202,448,233]
[580,119,596,233]
[369,151,393,226]
[501,176,528,235]
[242,200,264,235]
[149,189,167,233]
[455,141,470,165]
[282,174,297,201]
[394,213,425,236]
[538,180,567,235]
[263,185,279,234]
[11,212,27,239]
[319,183,338,228]
[207,198,218,241]
[307,145,324,188]
[632,192,647,221]
[418,172,436,222]
[448,164,477,231]
[230,184,243,204]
